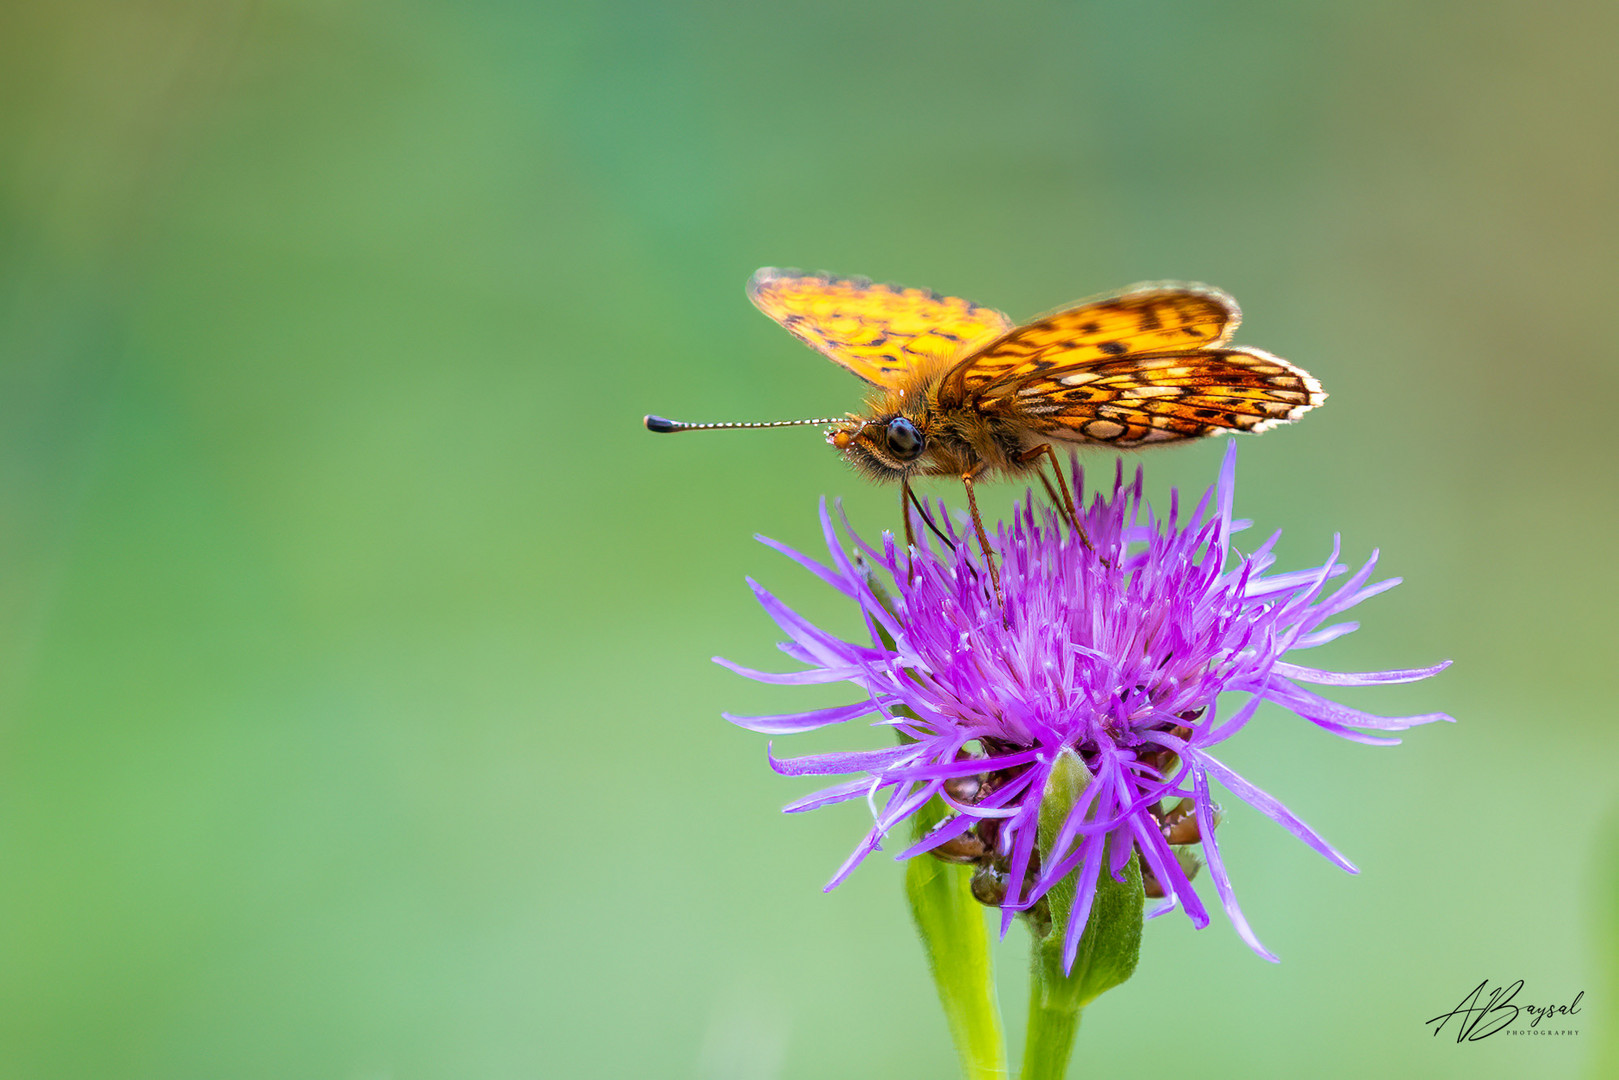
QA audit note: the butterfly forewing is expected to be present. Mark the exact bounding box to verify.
[748,268,1013,387]
[940,284,1241,403]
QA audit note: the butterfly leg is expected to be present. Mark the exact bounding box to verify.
[900,478,918,556]
[903,480,955,553]
[1033,470,1067,523]
[960,469,1003,605]
[1017,443,1094,554]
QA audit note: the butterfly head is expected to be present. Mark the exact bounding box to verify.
[830,414,928,479]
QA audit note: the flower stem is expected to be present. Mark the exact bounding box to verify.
[1020,894,1090,1080]
[1018,749,1144,1080]
[1020,974,1083,1080]
[905,796,1009,1080]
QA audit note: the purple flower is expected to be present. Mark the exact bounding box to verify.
[720,443,1451,966]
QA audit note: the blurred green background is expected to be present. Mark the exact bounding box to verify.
[1,1,1614,1076]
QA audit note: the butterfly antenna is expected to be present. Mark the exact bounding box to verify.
[643,414,841,433]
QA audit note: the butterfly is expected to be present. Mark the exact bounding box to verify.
[646,269,1325,597]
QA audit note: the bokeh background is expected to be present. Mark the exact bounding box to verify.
[1,1,1614,1077]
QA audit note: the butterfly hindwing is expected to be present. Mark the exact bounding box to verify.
[941,283,1242,403]
[987,346,1326,447]
[748,268,1013,387]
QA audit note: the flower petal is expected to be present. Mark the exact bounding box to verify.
[1193,749,1357,873]
[1193,765,1279,962]
[783,776,874,813]
[724,698,889,734]
[767,742,921,777]
[1271,659,1452,686]
[755,532,856,597]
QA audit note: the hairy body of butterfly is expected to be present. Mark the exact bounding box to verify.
[830,360,1043,485]
[648,268,1327,599]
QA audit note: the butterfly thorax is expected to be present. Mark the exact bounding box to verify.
[830,368,1029,483]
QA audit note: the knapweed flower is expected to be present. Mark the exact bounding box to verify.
[720,443,1450,967]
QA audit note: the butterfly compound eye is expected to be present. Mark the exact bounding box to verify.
[884,417,924,461]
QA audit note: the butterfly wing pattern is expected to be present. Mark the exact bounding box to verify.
[748,268,1014,387]
[945,283,1324,447]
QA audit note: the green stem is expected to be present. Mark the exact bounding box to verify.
[1021,975,1083,1080]
[1017,749,1144,1079]
[1020,898,1089,1080]
[905,798,1009,1080]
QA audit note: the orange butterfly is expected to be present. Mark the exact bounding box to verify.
[647,269,1325,596]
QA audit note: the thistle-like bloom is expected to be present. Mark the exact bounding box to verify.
[720,443,1451,966]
